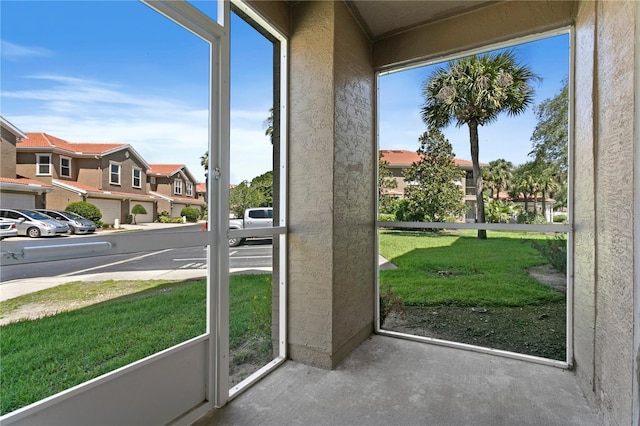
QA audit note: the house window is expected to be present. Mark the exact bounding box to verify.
[60,157,71,177]
[132,168,142,188]
[186,182,193,197]
[110,162,121,185]
[36,154,51,176]
[150,176,156,184]
[174,179,183,195]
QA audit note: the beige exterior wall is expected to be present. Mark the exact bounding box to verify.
[46,188,83,211]
[573,1,636,424]
[75,158,102,188]
[98,150,148,194]
[373,1,576,70]
[288,0,375,369]
[1,127,17,178]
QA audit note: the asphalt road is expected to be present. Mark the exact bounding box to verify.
[0,236,273,283]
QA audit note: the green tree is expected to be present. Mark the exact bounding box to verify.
[528,81,568,209]
[263,107,274,145]
[250,171,273,207]
[529,81,568,173]
[421,50,540,238]
[229,181,265,218]
[130,204,147,224]
[401,130,466,222]
[510,161,541,214]
[378,152,398,214]
[200,151,208,172]
[483,158,514,198]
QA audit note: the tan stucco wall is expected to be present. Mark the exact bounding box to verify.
[373,1,576,71]
[46,188,83,211]
[1,132,17,178]
[288,0,375,369]
[574,1,636,424]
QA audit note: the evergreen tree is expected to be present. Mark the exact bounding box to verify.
[402,130,466,222]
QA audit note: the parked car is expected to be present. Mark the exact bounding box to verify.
[0,209,69,238]
[36,209,97,234]
[228,207,273,247]
[0,217,19,239]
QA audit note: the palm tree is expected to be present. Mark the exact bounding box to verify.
[200,151,209,173]
[484,158,513,198]
[422,50,539,239]
[263,107,274,145]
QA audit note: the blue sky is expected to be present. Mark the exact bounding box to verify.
[379,33,570,166]
[1,0,273,184]
[1,1,568,184]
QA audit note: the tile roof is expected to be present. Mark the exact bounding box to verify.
[52,180,158,201]
[196,182,206,193]
[20,133,125,154]
[148,191,205,205]
[147,164,185,176]
[380,149,480,167]
[0,177,53,189]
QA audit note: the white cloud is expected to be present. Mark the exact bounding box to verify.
[0,41,53,60]
[5,74,272,184]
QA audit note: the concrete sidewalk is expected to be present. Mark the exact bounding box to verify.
[0,269,208,302]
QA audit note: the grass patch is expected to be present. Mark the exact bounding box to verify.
[0,274,272,415]
[379,230,564,307]
[379,230,567,360]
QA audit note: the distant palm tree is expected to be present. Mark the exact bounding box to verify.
[200,151,209,172]
[422,50,539,239]
[483,158,514,198]
[263,107,274,144]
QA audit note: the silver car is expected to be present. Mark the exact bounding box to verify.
[0,217,18,239]
[36,209,97,234]
[0,209,69,238]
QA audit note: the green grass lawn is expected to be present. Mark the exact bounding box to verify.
[0,275,272,415]
[379,230,565,307]
[1,230,567,414]
[379,229,567,360]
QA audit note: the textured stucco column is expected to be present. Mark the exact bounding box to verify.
[288,0,375,369]
[573,1,637,424]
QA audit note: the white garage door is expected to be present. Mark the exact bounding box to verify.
[171,203,187,218]
[0,192,35,210]
[88,198,121,225]
[131,201,154,223]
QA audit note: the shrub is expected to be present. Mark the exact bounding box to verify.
[516,210,546,224]
[66,202,102,223]
[532,234,567,274]
[553,214,567,223]
[378,213,395,222]
[180,206,200,223]
[158,215,183,224]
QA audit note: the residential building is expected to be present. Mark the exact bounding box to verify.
[381,149,556,222]
[16,133,157,224]
[380,149,483,221]
[147,164,205,217]
[0,117,53,209]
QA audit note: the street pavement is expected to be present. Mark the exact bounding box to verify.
[0,222,396,301]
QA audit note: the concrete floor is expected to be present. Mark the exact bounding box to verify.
[193,335,601,426]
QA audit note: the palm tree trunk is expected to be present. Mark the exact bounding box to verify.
[468,121,487,239]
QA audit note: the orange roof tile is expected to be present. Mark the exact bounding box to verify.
[147,164,185,176]
[196,183,206,192]
[0,177,53,188]
[20,133,125,154]
[52,180,157,201]
[380,149,480,167]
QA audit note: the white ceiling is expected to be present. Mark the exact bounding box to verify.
[345,0,494,40]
